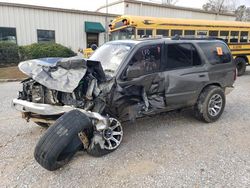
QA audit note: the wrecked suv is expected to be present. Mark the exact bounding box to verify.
[12,38,236,170]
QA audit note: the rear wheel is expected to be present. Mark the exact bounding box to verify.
[194,86,225,123]
[34,110,93,171]
[235,57,246,76]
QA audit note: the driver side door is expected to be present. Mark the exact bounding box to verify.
[109,43,166,121]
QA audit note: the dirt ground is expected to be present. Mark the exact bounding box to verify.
[0,68,250,187]
[0,66,26,79]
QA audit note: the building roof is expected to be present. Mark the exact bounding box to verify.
[0,2,119,17]
[96,0,235,17]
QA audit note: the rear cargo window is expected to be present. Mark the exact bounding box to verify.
[198,42,231,64]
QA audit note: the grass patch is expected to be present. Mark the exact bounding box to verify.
[0,66,27,79]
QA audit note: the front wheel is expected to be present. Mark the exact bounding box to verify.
[87,118,123,157]
[34,110,93,171]
[194,86,225,123]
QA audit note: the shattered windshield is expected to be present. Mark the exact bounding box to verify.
[89,43,132,72]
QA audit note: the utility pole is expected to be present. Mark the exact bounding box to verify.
[105,0,109,42]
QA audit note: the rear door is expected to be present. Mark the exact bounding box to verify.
[197,41,235,87]
[162,42,208,109]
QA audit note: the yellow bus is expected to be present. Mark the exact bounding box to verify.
[109,15,250,76]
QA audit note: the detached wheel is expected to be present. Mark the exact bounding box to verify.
[194,86,225,123]
[235,57,246,76]
[34,110,93,171]
[87,118,123,157]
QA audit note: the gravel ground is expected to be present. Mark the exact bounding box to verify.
[0,68,250,188]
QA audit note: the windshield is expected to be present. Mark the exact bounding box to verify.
[89,43,132,72]
[110,27,135,41]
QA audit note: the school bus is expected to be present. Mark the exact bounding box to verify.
[109,15,250,76]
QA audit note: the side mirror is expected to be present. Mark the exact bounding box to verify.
[125,65,142,80]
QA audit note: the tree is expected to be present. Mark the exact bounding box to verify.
[202,0,236,13]
[235,5,250,21]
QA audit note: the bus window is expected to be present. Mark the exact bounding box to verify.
[137,29,145,37]
[220,31,229,42]
[240,31,248,43]
[209,31,218,37]
[171,30,182,36]
[184,30,195,36]
[156,29,169,36]
[230,31,239,43]
[197,31,208,36]
[137,29,152,38]
[146,29,153,36]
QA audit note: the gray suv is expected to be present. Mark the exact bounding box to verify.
[12,38,236,170]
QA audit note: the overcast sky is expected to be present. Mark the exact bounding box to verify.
[1,0,250,11]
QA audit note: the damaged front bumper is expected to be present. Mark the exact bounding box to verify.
[12,99,109,131]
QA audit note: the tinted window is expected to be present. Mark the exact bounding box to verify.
[198,42,231,64]
[138,29,144,36]
[156,29,169,36]
[197,30,208,36]
[137,29,152,37]
[146,29,153,36]
[220,31,229,42]
[171,30,182,36]
[240,31,248,43]
[184,30,195,36]
[37,30,55,43]
[165,43,201,70]
[209,31,218,37]
[127,44,162,76]
[230,31,239,43]
[0,27,17,43]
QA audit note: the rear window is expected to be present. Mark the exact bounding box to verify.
[198,42,231,64]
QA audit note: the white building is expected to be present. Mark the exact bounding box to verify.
[0,2,117,51]
[97,0,236,21]
[0,1,236,52]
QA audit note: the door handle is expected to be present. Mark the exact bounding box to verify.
[199,74,205,78]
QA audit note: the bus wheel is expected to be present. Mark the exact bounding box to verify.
[235,57,246,76]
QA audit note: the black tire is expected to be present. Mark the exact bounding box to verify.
[35,122,50,128]
[194,86,225,123]
[235,57,246,76]
[34,110,93,171]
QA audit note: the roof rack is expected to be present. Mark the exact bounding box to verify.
[171,35,226,42]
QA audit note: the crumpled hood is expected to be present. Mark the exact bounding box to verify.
[18,57,87,93]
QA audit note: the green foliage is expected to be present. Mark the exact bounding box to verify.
[0,42,19,64]
[19,43,76,60]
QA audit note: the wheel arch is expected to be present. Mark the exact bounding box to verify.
[234,55,249,64]
[197,83,222,101]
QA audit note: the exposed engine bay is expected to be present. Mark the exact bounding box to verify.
[18,57,112,114]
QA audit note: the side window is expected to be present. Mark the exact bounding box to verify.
[220,31,229,43]
[240,31,248,43]
[230,31,239,43]
[171,30,182,36]
[126,44,162,77]
[164,43,201,70]
[209,31,218,37]
[198,42,231,64]
[156,29,169,37]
